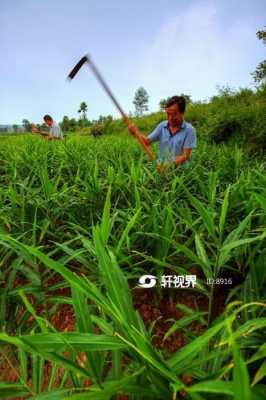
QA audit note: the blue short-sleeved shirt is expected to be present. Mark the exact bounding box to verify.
[148,120,197,163]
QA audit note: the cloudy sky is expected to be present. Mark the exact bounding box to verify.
[1,0,265,124]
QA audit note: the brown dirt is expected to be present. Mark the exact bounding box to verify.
[0,271,228,398]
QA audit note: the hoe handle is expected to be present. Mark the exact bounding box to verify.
[68,55,154,161]
[86,56,154,161]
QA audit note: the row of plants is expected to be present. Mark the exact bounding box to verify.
[0,134,265,398]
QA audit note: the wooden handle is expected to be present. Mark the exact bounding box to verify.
[86,56,155,161]
[130,125,154,161]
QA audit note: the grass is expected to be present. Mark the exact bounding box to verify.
[0,132,265,399]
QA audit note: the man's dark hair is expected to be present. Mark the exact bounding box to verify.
[166,96,186,113]
[43,114,53,121]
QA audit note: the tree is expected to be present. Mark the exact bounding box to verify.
[22,119,31,132]
[12,124,18,133]
[78,102,88,119]
[69,118,77,131]
[159,98,169,111]
[97,115,113,125]
[133,87,149,116]
[61,116,70,131]
[97,115,113,134]
[252,27,266,84]
[78,117,90,129]
[180,93,192,105]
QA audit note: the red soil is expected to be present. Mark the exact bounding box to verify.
[1,271,227,398]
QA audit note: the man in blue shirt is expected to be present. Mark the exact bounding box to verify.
[128,96,196,168]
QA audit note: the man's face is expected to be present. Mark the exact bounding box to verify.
[44,119,53,127]
[166,104,183,127]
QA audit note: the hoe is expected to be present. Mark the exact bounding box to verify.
[67,55,154,161]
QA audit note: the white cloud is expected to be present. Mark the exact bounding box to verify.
[139,1,265,106]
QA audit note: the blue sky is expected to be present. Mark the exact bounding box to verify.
[1,0,265,124]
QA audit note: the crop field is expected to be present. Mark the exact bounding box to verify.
[0,133,265,399]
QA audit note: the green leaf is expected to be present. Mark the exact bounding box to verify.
[232,341,251,400]
[100,185,112,244]
[116,208,141,254]
[194,233,213,278]
[248,343,266,364]
[72,287,103,385]
[218,233,265,268]
[222,212,253,246]
[164,312,207,340]
[0,332,126,352]
[219,184,230,239]
[188,380,234,395]
[253,193,266,213]
[61,369,145,399]
[18,349,28,383]
[174,241,212,278]
[252,361,266,386]
[167,317,232,372]
[0,383,29,399]
[187,193,216,240]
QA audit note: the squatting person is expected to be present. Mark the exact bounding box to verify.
[43,115,63,139]
[32,115,63,140]
[128,96,196,169]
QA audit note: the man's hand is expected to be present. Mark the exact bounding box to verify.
[31,124,39,134]
[156,163,168,174]
[127,123,151,146]
[139,134,151,147]
[32,124,50,137]
[175,148,192,165]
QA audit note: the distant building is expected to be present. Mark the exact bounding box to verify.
[0,125,25,133]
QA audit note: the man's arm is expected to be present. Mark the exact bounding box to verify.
[32,124,49,136]
[175,148,192,165]
[128,121,163,146]
[140,135,151,146]
[175,127,197,165]
[127,123,151,146]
